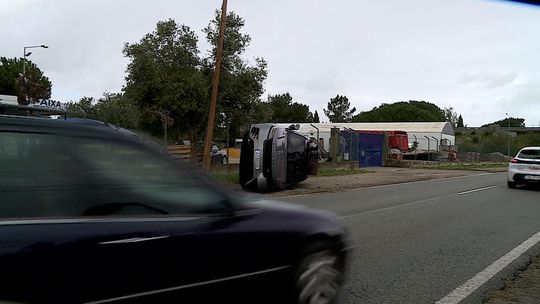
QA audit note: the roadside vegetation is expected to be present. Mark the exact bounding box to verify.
[456,118,540,156]
[485,255,540,304]
[211,167,373,185]
[352,100,446,122]
[315,168,374,177]
[432,162,508,170]
[211,172,240,184]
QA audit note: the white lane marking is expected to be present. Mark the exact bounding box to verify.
[436,230,540,304]
[272,172,503,199]
[341,184,499,220]
[340,194,456,220]
[458,185,497,195]
[86,265,289,303]
[357,172,499,190]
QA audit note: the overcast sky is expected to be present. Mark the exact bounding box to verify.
[1,0,539,126]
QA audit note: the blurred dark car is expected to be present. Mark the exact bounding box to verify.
[0,115,349,304]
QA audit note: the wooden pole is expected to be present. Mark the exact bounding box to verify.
[202,0,228,171]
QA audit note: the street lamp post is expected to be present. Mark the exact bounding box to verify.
[22,45,48,76]
[506,113,511,161]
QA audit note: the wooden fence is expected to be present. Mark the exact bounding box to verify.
[167,145,192,161]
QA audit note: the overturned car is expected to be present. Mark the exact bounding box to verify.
[239,123,320,192]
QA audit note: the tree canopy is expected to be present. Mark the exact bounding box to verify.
[482,117,525,128]
[266,93,313,123]
[352,100,446,122]
[66,93,140,130]
[118,11,268,143]
[203,11,268,139]
[122,19,208,140]
[457,115,464,128]
[313,110,320,123]
[0,57,52,102]
[443,107,459,127]
[324,95,356,123]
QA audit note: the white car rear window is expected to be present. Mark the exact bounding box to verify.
[518,149,540,160]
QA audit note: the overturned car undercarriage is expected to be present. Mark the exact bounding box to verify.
[239,123,320,192]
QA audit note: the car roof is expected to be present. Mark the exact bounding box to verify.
[519,147,540,150]
[0,115,138,141]
[66,118,139,137]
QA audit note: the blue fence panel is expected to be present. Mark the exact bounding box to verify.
[358,132,384,167]
[340,131,360,161]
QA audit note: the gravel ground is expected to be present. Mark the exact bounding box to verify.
[265,167,505,197]
[484,256,540,304]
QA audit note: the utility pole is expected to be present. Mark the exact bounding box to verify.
[202,0,228,171]
[506,113,511,161]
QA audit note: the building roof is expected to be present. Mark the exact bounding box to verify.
[296,122,454,135]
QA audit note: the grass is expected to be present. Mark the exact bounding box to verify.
[315,168,374,177]
[433,162,508,170]
[211,172,240,184]
[210,167,373,183]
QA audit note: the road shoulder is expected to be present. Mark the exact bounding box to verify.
[484,255,540,304]
[266,167,505,197]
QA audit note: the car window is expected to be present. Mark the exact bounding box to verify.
[517,149,540,159]
[287,132,308,182]
[0,132,227,219]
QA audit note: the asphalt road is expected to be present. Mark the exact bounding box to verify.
[281,172,540,304]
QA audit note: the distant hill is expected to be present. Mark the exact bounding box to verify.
[481,117,525,128]
[352,100,446,122]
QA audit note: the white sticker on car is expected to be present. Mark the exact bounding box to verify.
[255,149,261,170]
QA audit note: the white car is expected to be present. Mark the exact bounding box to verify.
[508,147,540,188]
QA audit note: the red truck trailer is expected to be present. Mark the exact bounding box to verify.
[353,130,409,153]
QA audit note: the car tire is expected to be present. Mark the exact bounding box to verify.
[507,181,517,189]
[221,156,228,165]
[294,242,343,304]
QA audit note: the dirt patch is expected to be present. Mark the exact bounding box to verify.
[484,256,540,304]
[265,167,502,197]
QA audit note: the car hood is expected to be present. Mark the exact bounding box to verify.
[243,198,341,223]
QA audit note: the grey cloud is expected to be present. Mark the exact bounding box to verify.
[460,71,518,89]
[2,0,540,127]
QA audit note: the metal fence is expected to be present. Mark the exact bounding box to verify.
[340,130,360,161]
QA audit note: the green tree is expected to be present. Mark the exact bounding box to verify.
[250,99,273,123]
[95,93,140,129]
[482,117,525,128]
[0,57,52,102]
[324,95,356,123]
[66,97,98,119]
[266,93,312,123]
[457,115,464,128]
[123,19,208,142]
[444,107,459,127]
[203,10,268,138]
[66,93,140,130]
[313,110,320,123]
[352,100,445,122]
